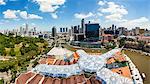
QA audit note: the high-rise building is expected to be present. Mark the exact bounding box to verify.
[66,28,68,32]
[73,26,79,33]
[63,28,65,32]
[25,24,28,34]
[52,27,57,37]
[33,27,36,35]
[112,24,115,30]
[81,19,85,33]
[60,28,63,32]
[81,19,86,38]
[118,27,127,35]
[135,27,140,35]
[20,27,23,35]
[85,22,100,41]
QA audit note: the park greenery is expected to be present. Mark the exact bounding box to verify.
[0,79,4,84]
[118,37,150,53]
[62,43,109,53]
[0,33,50,83]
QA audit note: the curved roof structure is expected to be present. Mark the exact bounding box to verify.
[76,48,122,72]
[78,51,106,72]
[32,64,82,78]
[34,48,123,78]
[28,48,135,84]
[47,47,73,56]
[100,48,122,59]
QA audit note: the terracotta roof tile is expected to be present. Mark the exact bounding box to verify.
[39,58,47,64]
[16,72,35,84]
[53,79,61,84]
[60,60,66,65]
[62,79,67,84]
[65,62,69,65]
[54,60,61,65]
[66,78,70,84]
[90,76,101,84]
[42,77,54,84]
[111,66,132,78]
[75,75,85,83]
[86,80,92,84]
[70,76,75,84]
[28,74,43,84]
[47,58,55,65]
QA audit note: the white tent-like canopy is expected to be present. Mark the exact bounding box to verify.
[76,50,106,72]
[32,64,82,78]
[32,48,135,83]
[47,47,73,56]
[76,48,122,72]
[100,48,122,59]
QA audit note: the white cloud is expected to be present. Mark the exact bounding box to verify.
[33,0,66,19]
[105,13,127,22]
[118,17,149,29]
[97,13,103,16]
[20,11,28,19]
[3,9,43,19]
[130,17,149,23]
[31,23,36,26]
[99,1,128,22]
[51,13,58,19]
[74,12,94,19]
[0,0,5,5]
[88,18,101,23]
[20,11,43,19]
[0,19,9,24]
[98,1,106,6]
[28,14,43,19]
[3,10,19,19]
[100,2,128,15]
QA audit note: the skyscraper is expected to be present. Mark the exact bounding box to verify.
[81,19,86,38]
[85,22,100,41]
[60,28,63,32]
[81,19,85,33]
[63,28,65,32]
[52,27,57,37]
[25,24,28,34]
[66,28,68,32]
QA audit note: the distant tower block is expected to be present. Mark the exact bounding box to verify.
[81,19,85,38]
[52,27,57,37]
[60,28,63,32]
[66,28,68,32]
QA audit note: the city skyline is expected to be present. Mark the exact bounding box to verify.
[0,0,150,31]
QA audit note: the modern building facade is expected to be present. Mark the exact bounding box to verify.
[85,21,100,41]
[52,27,57,37]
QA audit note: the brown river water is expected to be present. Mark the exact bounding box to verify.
[124,50,150,84]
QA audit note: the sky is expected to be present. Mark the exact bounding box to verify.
[0,0,150,31]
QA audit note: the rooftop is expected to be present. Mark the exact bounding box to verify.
[16,48,134,84]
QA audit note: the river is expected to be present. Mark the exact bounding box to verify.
[124,50,150,84]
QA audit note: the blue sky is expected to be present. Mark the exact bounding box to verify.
[0,0,150,31]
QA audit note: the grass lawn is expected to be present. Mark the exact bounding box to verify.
[14,43,22,56]
[5,43,22,56]
[36,43,44,48]
[5,48,11,56]
[62,44,109,54]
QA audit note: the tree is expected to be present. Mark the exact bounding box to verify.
[119,38,125,48]
[0,78,4,84]
[9,48,16,56]
[138,41,145,50]
[0,45,5,56]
